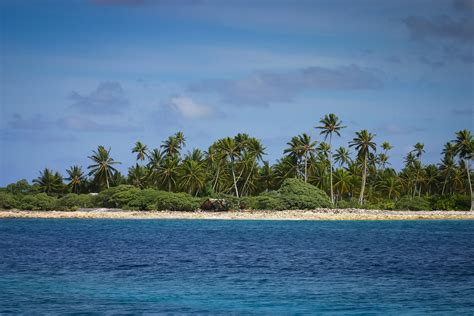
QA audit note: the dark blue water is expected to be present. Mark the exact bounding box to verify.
[0,219,473,314]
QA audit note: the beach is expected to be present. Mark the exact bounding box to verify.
[1,209,473,220]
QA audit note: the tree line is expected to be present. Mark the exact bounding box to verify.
[6,114,473,210]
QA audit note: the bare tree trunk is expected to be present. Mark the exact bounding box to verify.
[212,165,220,192]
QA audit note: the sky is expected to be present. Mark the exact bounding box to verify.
[0,0,473,185]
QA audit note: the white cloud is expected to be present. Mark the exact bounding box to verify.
[169,96,214,119]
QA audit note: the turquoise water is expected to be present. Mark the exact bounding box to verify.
[0,219,473,314]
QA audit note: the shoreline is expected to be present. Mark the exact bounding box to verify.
[1,209,473,220]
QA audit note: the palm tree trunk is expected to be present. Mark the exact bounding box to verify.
[329,134,334,205]
[465,159,473,211]
[304,152,308,183]
[231,158,239,198]
[242,160,256,196]
[106,175,110,189]
[212,165,220,192]
[359,152,367,205]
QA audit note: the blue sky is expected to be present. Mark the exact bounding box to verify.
[0,0,473,185]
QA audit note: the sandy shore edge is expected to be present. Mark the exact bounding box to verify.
[1,209,473,220]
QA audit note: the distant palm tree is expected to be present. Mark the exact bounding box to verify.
[65,165,85,194]
[241,138,266,196]
[158,157,180,192]
[87,146,121,189]
[453,130,473,210]
[128,163,146,189]
[333,168,353,201]
[132,141,148,163]
[317,113,345,205]
[334,146,352,168]
[161,132,186,158]
[349,130,376,205]
[33,168,63,194]
[179,159,206,196]
[411,142,425,160]
[218,137,241,197]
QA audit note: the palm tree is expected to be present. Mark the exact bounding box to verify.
[33,168,63,194]
[333,168,353,201]
[241,138,266,196]
[217,137,241,197]
[161,132,186,158]
[334,146,352,168]
[453,130,473,210]
[376,174,402,199]
[65,165,85,194]
[87,146,121,189]
[132,141,148,163]
[146,148,163,187]
[158,156,180,192]
[179,159,206,196]
[349,130,376,205]
[317,113,345,205]
[412,142,425,160]
[128,164,146,188]
[298,133,317,183]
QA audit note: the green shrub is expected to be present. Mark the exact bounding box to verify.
[0,192,20,209]
[20,194,57,211]
[155,191,200,211]
[430,195,470,211]
[6,180,32,195]
[365,199,395,210]
[56,194,95,211]
[128,189,161,210]
[277,178,331,209]
[246,192,287,210]
[395,196,431,211]
[96,185,139,208]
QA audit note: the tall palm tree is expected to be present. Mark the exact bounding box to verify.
[241,138,266,196]
[317,113,345,204]
[87,146,121,189]
[217,137,241,197]
[33,168,63,194]
[299,133,317,183]
[412,142,425,160]
[132,141,148,163]
[349,130,376,205]
[453,130,473,210]
[65,165,85,194]
[161,132,186,158]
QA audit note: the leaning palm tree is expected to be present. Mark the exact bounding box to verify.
[33,168,63,194]
[316,113,345,204]
[349,130,376,205]
[132,141,148,164]
[65,165,85,194]
[452,129,473,210]
[411,142,425,160]
[87,146,121,189]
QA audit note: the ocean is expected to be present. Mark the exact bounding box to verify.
[0,219,473,314]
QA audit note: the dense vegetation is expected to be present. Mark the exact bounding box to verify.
[1,114,472,211]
